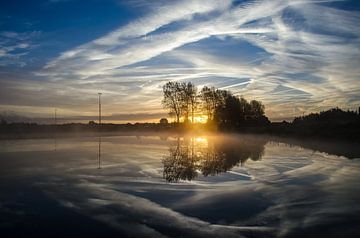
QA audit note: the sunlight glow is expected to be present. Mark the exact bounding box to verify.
[194,137,207,143]
[191,137,209,148]
[191,115,208,123]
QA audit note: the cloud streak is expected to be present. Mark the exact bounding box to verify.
[1,0,359,121]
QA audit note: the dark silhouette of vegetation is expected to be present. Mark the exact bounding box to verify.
[161,82,359,141]
[186,82,198,123]
[159,118,168,124]
[214,94,269,129]
[162,82,183,123]
[163,136,266,182]
[162,82,199,124]
[162,81,269,128]
[200,86,222,121]
[293,108,359,126]
[266,107,360,141]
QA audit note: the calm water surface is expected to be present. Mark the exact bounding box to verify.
[0,134,359,238]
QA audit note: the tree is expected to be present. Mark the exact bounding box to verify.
[183,82,198,123]
[162,82,183,123]
[160,118,168,124]
[163,82,198,124]
[200,86,215,121]
[215,94,242,127]
[200,87,229,122]
[214,94,268,128]
[179,82,190,123]
[162,81,268,127]
[250,100,265,117]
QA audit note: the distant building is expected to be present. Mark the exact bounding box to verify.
[160,118,168,124]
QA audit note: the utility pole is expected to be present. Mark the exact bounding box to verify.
[98,93,102,125]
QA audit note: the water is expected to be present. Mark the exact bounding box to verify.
[0,134,359,238]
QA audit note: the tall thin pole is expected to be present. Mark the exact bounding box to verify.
[98,93,102,125]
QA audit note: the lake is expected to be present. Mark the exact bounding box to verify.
[0,134,359,238]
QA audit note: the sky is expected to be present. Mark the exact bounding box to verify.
[0,0,359,123]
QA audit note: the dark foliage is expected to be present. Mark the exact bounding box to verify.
[293,108,359,125]
[214,94,269,129]
[162,81,270,128]
[268,108,360,141]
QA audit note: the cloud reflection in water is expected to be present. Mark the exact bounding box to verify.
[0,135,359,238]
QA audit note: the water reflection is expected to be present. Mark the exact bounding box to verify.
[163,136,266,182]
[98,136,101,169]
[0,135,359,238]
[54,134,57,152]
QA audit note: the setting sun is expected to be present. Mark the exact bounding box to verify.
[191,115,208,123]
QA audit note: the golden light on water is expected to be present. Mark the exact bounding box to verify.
[194,137,207,143]
[191,137,209,148]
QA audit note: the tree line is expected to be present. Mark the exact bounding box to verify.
[293,107,360,125]
[162,81,269,128]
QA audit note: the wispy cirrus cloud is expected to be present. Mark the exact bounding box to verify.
[41,0,233,78]
[0,31,40,67]
[1,0,359,121]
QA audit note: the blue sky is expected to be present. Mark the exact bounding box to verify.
[0,0,359,122]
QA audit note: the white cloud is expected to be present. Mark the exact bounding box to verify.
[3,0,358,120]
[0,31,39,67]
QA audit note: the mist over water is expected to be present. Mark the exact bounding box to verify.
[0,134,359,238]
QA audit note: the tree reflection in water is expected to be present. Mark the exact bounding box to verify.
[163,135,266,182]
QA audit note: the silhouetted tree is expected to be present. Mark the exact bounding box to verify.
[88,120,96,125]
[179,82,198,123]
[200,86,220,121]
[250,100,265,117]
[199,86,230,122]
[185,82,198,123]
[162,82,183,123]
[214,93,267,128]
[160,118,168,124]
[162,81,268,127]
[215,94,241,127]
[293,108,359,125]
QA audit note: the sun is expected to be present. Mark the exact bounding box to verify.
[191,115,208,123]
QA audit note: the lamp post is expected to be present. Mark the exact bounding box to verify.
[97,93,102,169]
[98,93,102,125]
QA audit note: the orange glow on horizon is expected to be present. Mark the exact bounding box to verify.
[191,115,208,123]
[178,115,208,124]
